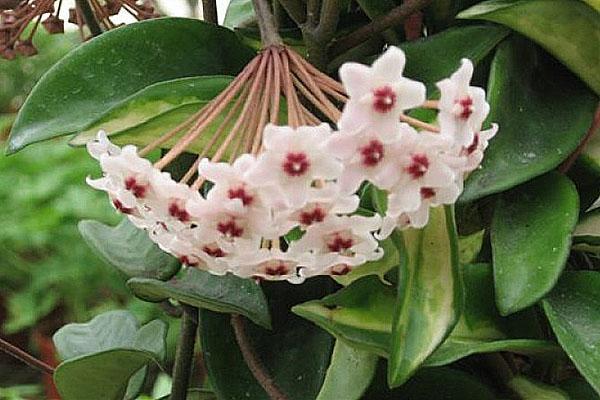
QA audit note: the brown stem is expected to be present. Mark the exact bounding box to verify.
[559,103,600,173]
[230,315,288,400]
[331,0,432,56]
[0,337,55,376]
[202,0,218,24]
[0,0,19,10]
[252,0,283,46]
[277,0,305,25]
[400,113,439,132]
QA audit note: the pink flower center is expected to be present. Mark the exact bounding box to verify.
[360,139,385,167]
[283,152,310,177]
[456,96,473,119]
[331,264,352,276]
[406,153,429,179]
[202,244,225,258]
[217,218,244,238]
[179,255,199,267]
[465,133,479,155]
[228,186,254,206]
[299,206,326,226]
[327,233,354,253]
[124,176,148,198]
[168,199,190,222]
[420,187,436,199]
[265,262,289,276]
[112,199,134,215]
[373,86,396,113]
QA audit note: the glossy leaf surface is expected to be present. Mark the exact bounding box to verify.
[128,267,271,329]
[201,279,335,400]
[491,173,579,315]
[333,237,398,286]
[459,0,600,94]
[388,206,462,387]
[543,271,600,394]
[8,18,254,153]
[79,219,178,280]
[461,37,597,201]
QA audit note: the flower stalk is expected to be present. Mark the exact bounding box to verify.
[170,304,199,400]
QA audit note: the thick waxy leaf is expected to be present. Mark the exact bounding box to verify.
[491,172,579,315]
[508,375,569,400]
[69,76,232,146]
[458,230,485,264]
[201,278,335,400]
[559,378,600,400]
[158,389,217,400]
[52,310,167,400]
[79,219,179,280]
[293,276,395,356]
[333,237,398,286]
[128,267,271,329]
[428,263,560,366]
[400,25,508,94]
[7,18,254,153]
[543,271,600,394]
[223,0,255,29]
[54,349,162,400]
[459,0,600,95]
[461,37,597,202]
[316,340,378,400]
[363,365,498,400]
[573,210,600,253]
[388,206,462,387]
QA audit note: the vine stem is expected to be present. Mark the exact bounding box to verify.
[252,0,283,47]
[331,0,431,56]
[75,0,103,37]
[230,314,288,400]
[0,337,55,376]
[559,103,600,173]
[170,304,199,400]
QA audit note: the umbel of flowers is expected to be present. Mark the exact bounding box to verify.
[87,46,497,283]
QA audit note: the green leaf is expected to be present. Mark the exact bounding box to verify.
[388,206,462,387]
[559,378,600,400]
[69,76,232,146]
[458,0,600,95]
[363,365,498,400]
[200,278,335,400]
[461,36,597,202]
[223,0,255,29]
[356,0,403,43]
[293,276,395,357]
[316,340,378,400]
[581,122,600,177]
[78,219,179,280]
[542,271,600,395]
[573,210,600,253]
[158,389,218,400]
[491,172,579,315]
[427,263,561,366]
[508,375,569,400]
[52,310,167,400]
[127,267,271,329]
[54,349,162,400]
[458,229,485,265]
[7,18,254,153]
[333,237,398,286]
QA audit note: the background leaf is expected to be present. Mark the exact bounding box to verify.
[491,172,579,315]
[7,18,254,153]
[543,271,600,395]
[461,36,597,202]
[459,0,600,94]
[388,206,462,387]
[128,267,271,329]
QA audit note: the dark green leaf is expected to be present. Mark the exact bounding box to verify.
[388,206,462,387]
[461,36,597,202]
[201,278,335,400]
[158,389,218,400]
[543,271,600,394]
[459,0,600,94]
[491,172,579,315]
[559,378,600,400]
[573,210,600,253]
[69,76,232,147]
[293,276,394,357]
[8,18,254,153]
[508,375,569,400]
[78,219,179,280]
[316,340,378,400]
[127,267,271,329]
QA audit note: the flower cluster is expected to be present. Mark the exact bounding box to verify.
[87,46,497,282]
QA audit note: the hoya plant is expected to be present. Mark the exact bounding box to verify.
[1,0,599,399]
